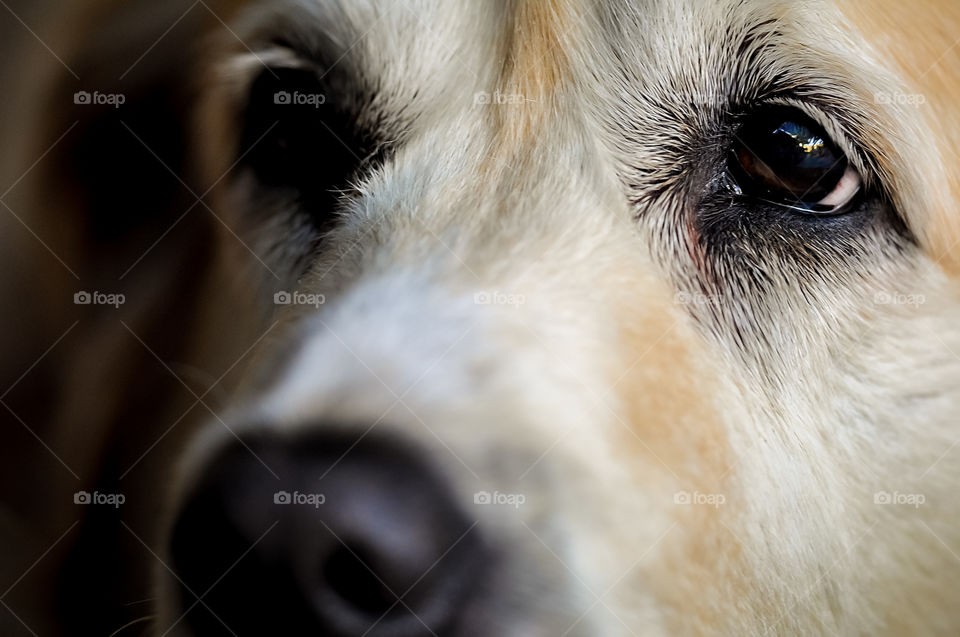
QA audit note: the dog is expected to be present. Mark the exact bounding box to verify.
[1,0,960,634]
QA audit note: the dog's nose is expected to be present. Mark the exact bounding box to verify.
[169,432,489,636]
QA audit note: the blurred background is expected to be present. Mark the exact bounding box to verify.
[2,7,70,634]
[0,3,224,633]
[0,0,50,176]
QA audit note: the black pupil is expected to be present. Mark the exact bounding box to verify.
[732,107,847,206]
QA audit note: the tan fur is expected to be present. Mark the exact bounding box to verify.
[610,270,745,634]
[494,0,576,147]
[838,0,960,270]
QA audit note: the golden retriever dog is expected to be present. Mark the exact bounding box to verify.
[1,0,959,634]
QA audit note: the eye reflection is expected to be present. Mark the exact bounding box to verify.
[730,107,862,215]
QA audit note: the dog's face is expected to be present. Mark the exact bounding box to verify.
[3,0,960,635]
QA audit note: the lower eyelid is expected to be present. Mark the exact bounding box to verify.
[817,164,862,208]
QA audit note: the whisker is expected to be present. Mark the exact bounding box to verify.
[122,598,157,607]
[109,614,156,637]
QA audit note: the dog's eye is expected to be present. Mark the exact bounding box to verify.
[239,65,371,230]
[730,107,862,215]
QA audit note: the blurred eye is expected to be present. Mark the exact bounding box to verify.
[730,107,862,215]
[239,63,372,230]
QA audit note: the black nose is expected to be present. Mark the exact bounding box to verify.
[169,432,489,637]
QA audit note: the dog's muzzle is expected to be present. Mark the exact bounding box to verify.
[169,431,492,636]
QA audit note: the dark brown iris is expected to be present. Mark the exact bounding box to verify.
[731,107,847,207]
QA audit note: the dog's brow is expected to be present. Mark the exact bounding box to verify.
[835,0,960,268]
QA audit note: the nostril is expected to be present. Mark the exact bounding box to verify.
[168,431,493,636]
[322,544,396,617]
